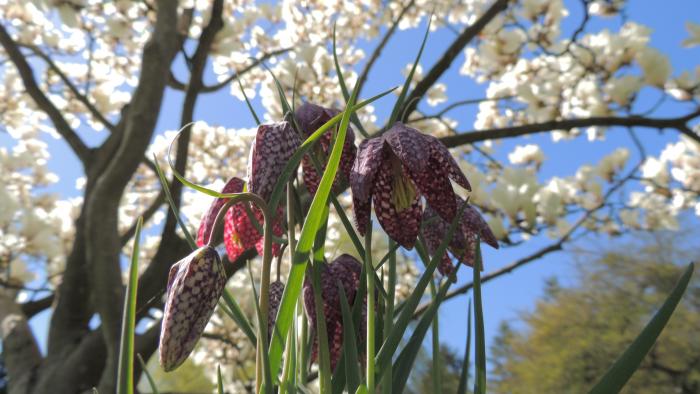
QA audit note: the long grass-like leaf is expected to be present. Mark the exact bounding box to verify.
[430,281,442,394]
[217,365,224,394]
[387,14,432,127]
[268,75,363,380]
[392,271,457,394]
[375,201,468,373]
[312,208,332,393]
[220,291,257,346]
[137,354,158,394]
[237,76,260,126]
[332,24,369,138]
[473,242,486,394]
[153,158,197,249]
[117,216,143,394]
[338,282,361,393]
[457,299,472,394]
[588,262,695,394]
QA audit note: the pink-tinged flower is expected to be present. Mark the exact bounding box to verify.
[303,254,363,371]
[247,121,301,202]
[196,177,245,246]
[267,280,285,343]
[350,122,471,248]
[421,197,499,276]
[159,246,226,372]
[195,177,283,263]
[295,102,357,195]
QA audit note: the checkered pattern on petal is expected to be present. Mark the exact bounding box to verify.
[254,205,285,257]
[384,123,430,175]
[247,122,301,201]
[303,255,363,371]
[300,128,357,195]
[421,209,455,276]
[461,203,500,250]
[372,159,422,249]
[159,246,226,372]
[350,138,385,202]
[423,133,471,192]
[268,280,285,343]
[196,177,244,247]
[407,146,459,223]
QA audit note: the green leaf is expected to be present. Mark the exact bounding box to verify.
[375,201,468,373]
[387,15,432,126]
[473,243,486,394]
[236,75,260,126]
[355,385,369,394]
[311,208,332,393]
[391,269,458,393]
[338,282,361,394]
[220,290,257,346]
[136,354,159,394]
[268,76,364,380]
[332,24,369,138]
[588,262,695,394]
[430,281,442,394]
[457,299,472,394]
[153,157,197,250]
[217,365,224,394]
[117,216,143,394]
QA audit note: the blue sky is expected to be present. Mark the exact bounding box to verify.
[3,0,699,377]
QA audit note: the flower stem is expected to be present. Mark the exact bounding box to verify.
[381,238,396,394]
[364,225,375,392]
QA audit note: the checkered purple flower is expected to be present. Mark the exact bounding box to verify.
[247,121,301,202]
[421,197,499,276]
[350,122,471,249]
[159,246,227,372]
[303,254,363,371]
[295,102,357,195]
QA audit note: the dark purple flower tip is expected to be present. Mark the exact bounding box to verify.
[350,122,472,249]
[268,280,285,343]
[247,121,301,202]
[303,254,363,370]
[196,177,245,247]
[295,102,357,195]
[159,246,227,372]
[420,199,499,275]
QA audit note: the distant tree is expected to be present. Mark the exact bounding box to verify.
[407,344,464,394]
[491,229,700,394]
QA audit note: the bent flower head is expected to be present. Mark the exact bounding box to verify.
[421,197,500,276]
[350,122,471,248]
[247,121,301,202]
[159,246,226,372]
[295,102,357,195]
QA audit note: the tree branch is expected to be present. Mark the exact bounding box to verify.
[20,294,55,318]
[440,109,700,148]
[0,24,92,165]
[399,0,509,119]
[0,291,43,394]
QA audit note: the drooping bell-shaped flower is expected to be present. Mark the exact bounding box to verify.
[267,280,285,343]
[159,246,227,371]
[303,254,363,370]
[421,197,499,276]
[196,177,283,263]
[350,122,471,248]
[247,121,301,202]
[295,102,357,194]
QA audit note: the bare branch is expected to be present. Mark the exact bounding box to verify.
[0,291,43,393]
[440,109,700,148]
[399,0,510,119]
[20,294,55,318]
[0,24,92,165]
[21,43,117,132]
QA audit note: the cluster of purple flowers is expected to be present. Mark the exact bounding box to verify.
[158,102,498,371]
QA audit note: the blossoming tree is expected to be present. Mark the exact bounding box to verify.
[0,0,698,393]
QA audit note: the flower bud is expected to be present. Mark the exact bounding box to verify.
[159,246,227,371]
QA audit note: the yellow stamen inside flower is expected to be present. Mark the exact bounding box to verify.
[390,157,417,212]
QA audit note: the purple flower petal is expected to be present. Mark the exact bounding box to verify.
[424,133,471,191]
[350,137,385,202]
[247,122,301,201]
[196,177,244,247]
[372,159,422,249]
[159,246,226,372]
[406,149,459,222]
[384,123,430,175]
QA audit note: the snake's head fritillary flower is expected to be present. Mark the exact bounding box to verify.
[267,280,285,343]
[303,254,363,371]
[350,122,471,248]
[195,177,283,263]
[247,121,301,202]
[159,246,226,372]
[295,102,357,195]
[421,197,499,276]
[196,177,244,247]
